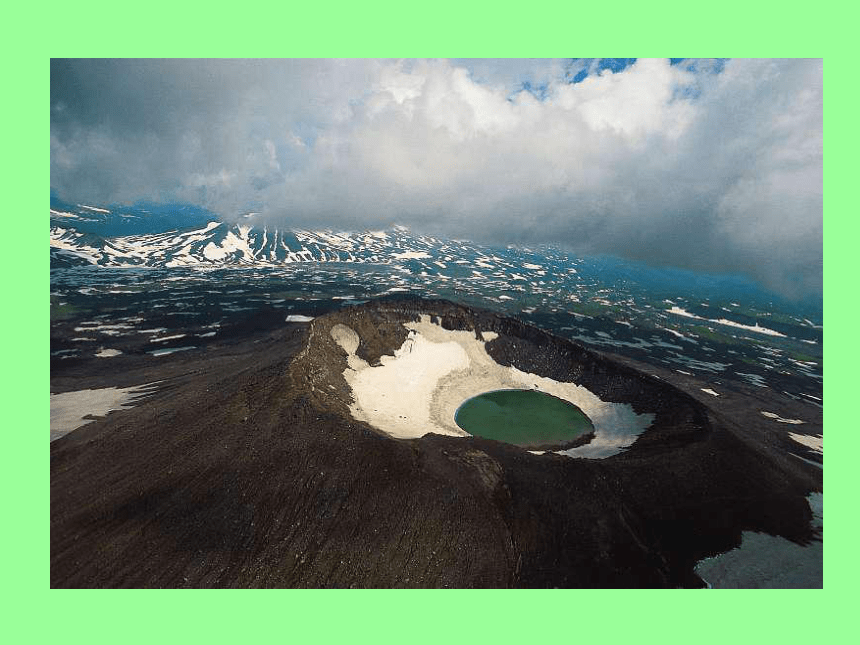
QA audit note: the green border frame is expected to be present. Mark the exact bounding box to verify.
[10,1,845,642]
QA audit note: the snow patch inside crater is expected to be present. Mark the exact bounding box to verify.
[332,316,653,458]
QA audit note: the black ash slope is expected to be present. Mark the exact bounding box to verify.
[51,298,821,588]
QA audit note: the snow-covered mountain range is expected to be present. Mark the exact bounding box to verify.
[50,200,508,270]
[51,219,453,268]
[48,199,822,322]
[50,201,590,296]
[49,199,823,403]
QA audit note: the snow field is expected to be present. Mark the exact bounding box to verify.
[332,316,653,457]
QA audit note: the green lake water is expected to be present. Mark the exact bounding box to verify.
[454,389,594,447]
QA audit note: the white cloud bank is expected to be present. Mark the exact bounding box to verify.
[51,58,822,298]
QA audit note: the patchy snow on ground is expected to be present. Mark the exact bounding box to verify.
[761,411,805,424]
[393,251,432,260]
[788,432,822,452]
[701,388,720,397]
[74,323,136,332]
[333,317,653,457]
[712,318,786,337]
[667,355,731,373]
[50,208,80,218]
[663,327,697,343]
[148,346,196,356]
[739,373,769,388]
[149,334,187,343]
[286,315,315,322]
[77,204,111,213]
[667,306,699,319]
[667,307,787,337]
[695,493,822,588]
[95,348,122,357]
[50,383,159,441]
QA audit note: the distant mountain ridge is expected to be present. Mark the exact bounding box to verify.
[51,203,468,269]
[49,198,820,317]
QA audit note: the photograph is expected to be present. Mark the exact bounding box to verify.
[49,57,823,589]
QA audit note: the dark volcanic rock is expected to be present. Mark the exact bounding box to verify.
[51,297,821,588]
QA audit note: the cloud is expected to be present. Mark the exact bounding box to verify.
[50,58,822,299]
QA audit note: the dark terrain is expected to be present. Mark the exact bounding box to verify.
[51,298,822,588]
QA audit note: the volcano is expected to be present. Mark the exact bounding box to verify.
[50,298,821,588]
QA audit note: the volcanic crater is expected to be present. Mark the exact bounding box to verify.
[51,297,821,588]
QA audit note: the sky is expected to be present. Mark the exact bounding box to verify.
[50,58,823,299]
